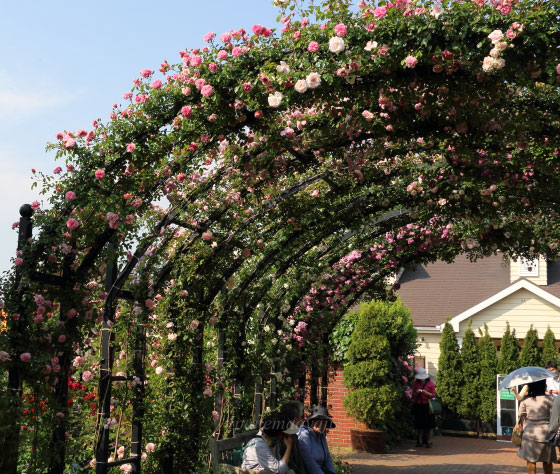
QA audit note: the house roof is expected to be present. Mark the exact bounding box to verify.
[396,254,560,328]
[443,279,560,331]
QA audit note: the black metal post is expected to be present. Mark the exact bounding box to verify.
[130,303,147,474]
[1,204,33,474]
[215,329,225,433]
[48,242,74,474]
[96,243,118,474]
[253,375,263,427]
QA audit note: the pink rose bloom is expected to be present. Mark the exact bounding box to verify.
[20,352,31,362]
[123,92,132,99]
[53,166,62,174]
[140,69,153,78]
[556,63,560,75]
[203,388,213,397]
[242,82,253,91]
[231,47,242,57]
[200,85,214,97]
[488,29,504,43]
[405,55,418,68]
[66,218,79,230]
[117,446,125,459]
[82,370,93,382]
[145,443,156,453]
[212,410,219,421]
[58,335,67,343]
[217,49,228,60]
[151,79,162,89]
[252,24,265,35]
[67,309,77,319]
[181,106,192,117]
[95,169,105,179]
[334,23,347,37]
[190,55,202,67]
[373,6,387,17]
[203,32,216,42]
[190,319,200,330]
[201,231,213,241]
[14,257,23,266]
[126,143,136,152]
[56,412,65,419]
[307,41,320,53]
[220,32,232,43]
[65,191,76,201]
[0,351,10,361]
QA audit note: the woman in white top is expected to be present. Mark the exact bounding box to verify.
[241,412,294,473]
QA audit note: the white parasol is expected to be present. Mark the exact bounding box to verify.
[498,366,553,390]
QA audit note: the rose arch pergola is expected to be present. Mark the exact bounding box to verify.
[1,0,559,472]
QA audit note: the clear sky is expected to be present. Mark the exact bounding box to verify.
[0,0,281,274]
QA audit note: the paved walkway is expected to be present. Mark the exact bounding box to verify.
[338,436,530,474]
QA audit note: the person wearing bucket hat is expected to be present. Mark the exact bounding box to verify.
[412,367,436,448]
[298,406,336,474]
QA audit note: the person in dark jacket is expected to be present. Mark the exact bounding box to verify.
[279,401,307,474]
[298,406,336,474]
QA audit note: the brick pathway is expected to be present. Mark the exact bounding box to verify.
[338,436,530,474]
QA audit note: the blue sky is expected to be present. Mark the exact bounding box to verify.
[0,0,282,273]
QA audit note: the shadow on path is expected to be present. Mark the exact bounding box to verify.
[338,436,528,474]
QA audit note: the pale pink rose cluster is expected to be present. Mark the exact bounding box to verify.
[483,30,508,73]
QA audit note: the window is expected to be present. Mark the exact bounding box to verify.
[519,257,539,277]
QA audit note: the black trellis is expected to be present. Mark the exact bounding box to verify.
[4,206,148,474]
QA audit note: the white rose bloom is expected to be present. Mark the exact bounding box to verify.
[268,91,283,108]
[431,5,443,18]
[490,48,501,58]
[271,338,278,345]
[276,61,290,74]
[286,344,292,351]
[364,40,378,52]
[294,79,308,93]
[264,325,271,332]
[329,36,345,54]
[495,41,508,51]
[306,72,321,89]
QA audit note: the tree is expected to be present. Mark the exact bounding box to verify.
[498,323,520,374]
[541,327,558,367]
[520,326,541,367]
[478,325,498,422]
[459,325,480,419]
[437,321,463,415]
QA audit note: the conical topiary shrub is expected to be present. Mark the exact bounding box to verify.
[343,299,417,448]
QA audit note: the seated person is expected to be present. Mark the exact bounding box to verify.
[241,412,294,473]
[279,401,307,473]
[298,406,336,474]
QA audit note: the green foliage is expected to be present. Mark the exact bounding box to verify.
[332,455,352,474]
[541,327,558,367]
[520,326,541,367]
[498,323,521,374]
[329,311,360,363]
[478,324,498,422]
[437,321,463,414]
[458,325,480,419]
[343,299,416,447]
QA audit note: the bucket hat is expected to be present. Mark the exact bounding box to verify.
[415,367,430,380]
[305,406,336,429]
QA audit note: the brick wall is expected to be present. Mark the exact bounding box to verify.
[305,365,366,449]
